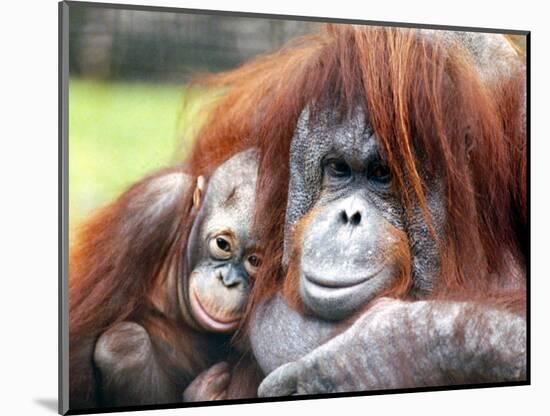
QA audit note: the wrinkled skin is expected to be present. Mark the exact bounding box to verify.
[255,297,526,396]
[250,31,526,396]
[284,107,444,321]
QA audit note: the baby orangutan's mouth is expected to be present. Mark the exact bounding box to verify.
[190,289,241,333]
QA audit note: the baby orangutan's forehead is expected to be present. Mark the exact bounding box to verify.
[204,148,258,208]
[205,175,257,224]
[194,149,259,251]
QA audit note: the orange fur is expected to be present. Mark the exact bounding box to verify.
[69,167,262,408]
[69,167,197,407]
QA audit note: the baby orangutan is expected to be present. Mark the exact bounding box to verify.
[69,149,263,409]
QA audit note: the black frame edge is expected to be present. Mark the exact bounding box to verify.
[65,380,530,415]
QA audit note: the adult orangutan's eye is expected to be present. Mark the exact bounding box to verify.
[325,159,352,179]
[368,162,392,184]
[208,235,233,260]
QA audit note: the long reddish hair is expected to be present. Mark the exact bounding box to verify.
[183,25,526,316]
[69,167,197,407]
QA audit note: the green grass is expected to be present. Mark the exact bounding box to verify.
[69,78,203,230]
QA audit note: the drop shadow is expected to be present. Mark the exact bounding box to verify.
[34,398,58,413]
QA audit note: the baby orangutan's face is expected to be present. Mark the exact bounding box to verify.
[188,230,261,333]
[183,149,261,333]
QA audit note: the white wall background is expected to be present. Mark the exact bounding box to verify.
[1,0,547,415]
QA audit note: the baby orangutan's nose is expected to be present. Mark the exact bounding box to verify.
[219,265,249,289]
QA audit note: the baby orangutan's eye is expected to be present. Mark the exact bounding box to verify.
[208,235,233,260]
[244,254,262,277]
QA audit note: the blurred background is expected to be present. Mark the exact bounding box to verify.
[68,4,526,231]
[68,4,320,229]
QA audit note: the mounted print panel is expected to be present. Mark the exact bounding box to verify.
[59,1,529,414]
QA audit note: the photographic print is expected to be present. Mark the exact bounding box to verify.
[59,1,529,414]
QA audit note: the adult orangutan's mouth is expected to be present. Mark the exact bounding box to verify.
[190,289,241,333]
[302,265,383,290]
[303,273,373,289]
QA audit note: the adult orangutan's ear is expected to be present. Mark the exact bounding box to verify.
[192,176,205,209]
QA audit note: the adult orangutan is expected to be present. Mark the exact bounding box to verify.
[69,149,263,409]
[185,26,527,395]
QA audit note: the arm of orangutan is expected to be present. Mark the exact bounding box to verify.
[183,355,265,401]
[94,322,180,406]
[258,298,526,396]
[182,362,231,402]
